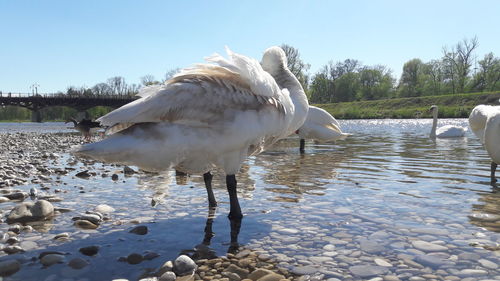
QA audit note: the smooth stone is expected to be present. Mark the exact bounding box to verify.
[225,264,249,279]
[6,200,54,223]
[256,273,285,281]
[80,214,101,225]
[54,232,70,240]
[349,265,389,278]
[291,265,320,275]
[74,220,98,229]
[79,245,99,256]
[173,255,197,276]
[457,269,488,276]
[0,259,21,276]
[127,253,143,264]
[41,254,65,266]
[159,271,176,281]
[20,240,37,250]
[124,166,136,174]
[322,244,335,251]
[478,258,498,269]
[277,228,299,234]
[248,269,275,280]
[374,258,392,267]
[129,225,148,235]
[111,174,119,181]
[95,204,115,213]
[175,275,194,281]
[0,196,10,203]
[334,207,352,214]
[3,246,24,254]
[411,240,448,252]
[157,260,174,276]
[359,238,385,253]
[414,254,446,269]
[222,271,242,281]
[68,258,89,269]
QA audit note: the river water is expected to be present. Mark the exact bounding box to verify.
[0,119,499,280]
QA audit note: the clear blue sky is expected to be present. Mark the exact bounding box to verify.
[1,0,499,93]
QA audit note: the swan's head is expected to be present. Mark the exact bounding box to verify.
[261,46,287,76]
[429,105,438,116]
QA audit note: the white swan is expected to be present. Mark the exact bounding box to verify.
[468,104,500,143]
[74,46,309,219]
[429,105,467,138]
[295,105,350,153]
[484,109,500,183]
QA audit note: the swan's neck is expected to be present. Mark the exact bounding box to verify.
[430,112,438,138]
[273,68,309,133]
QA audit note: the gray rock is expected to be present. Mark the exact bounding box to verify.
[173,255,197,276]
[124,166,136,175]
[291,265,320,275]
[68,257,89,269]
[130,225,148,235]
[41,254,65,266]
[6,200,54,223]
[127,253,143,264]
[359,238,385,253]
[0,259,21,276]
[411,240,448,252]
[79,245,99,256]
[159,271,176,281]
[157,260,174,276]
[349,265,389,278]
[3,246,24,255]
[414,254,447,269]
[5,192,28,200]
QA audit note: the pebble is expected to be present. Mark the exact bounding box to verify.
[174,255,197,276]
[411,240,448,252]
[74,219,98,229]
[127,253,143,264]
[68,258,89,269]
[79,245,99,256]
[159,271,176,281]
[41,254,65,266]
[0,259,21,276]
[6,199,54,223]
[129,225,148,235]
[349,265,389,278]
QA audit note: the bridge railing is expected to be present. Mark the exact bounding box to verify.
[0,92,137,100]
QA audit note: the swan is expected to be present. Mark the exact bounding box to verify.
[468,104,500,143]
[66,118,101,142]
[429,105,467,138]
[295,105,350,153]
[74,46,309,219]
[484,109,500,183]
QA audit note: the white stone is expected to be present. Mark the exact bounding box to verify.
[411,240,448,252]
[374,258,392,267]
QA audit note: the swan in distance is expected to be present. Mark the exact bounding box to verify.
[296,105,350,153]
[74,46,309,219]
[429,105,467,138]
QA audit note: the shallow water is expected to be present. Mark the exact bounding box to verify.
[1,119,499,280]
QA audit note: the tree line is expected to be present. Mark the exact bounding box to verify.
[284,37,500,103]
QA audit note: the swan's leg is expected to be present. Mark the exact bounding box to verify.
[226,175,242,219]
[491,162,498,184]
[299,139,305,154]
[228,215,242,254]
[203,172,217,208]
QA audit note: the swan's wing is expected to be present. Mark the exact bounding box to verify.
[98,67,287,134]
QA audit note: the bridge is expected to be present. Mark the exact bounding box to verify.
[0,92,137,122]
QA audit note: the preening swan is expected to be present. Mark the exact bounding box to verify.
[429,105,467,138]
[74,46,309,219]
[468,104,499,143]
[296,105,350,153]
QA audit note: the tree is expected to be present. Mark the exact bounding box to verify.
[92,83,112,95]
[398,58,424,97]
[280,44,310,90]
[470,52,500,91]
[442,36,479,93]
[140,75,159,86]
[358,66,394,100]
[164,68,181,82]
[107,76,127,95]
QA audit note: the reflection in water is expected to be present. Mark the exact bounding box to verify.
[180,208,242,259]
[470,186,500,232]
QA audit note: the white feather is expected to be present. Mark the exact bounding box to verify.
[297,106,350,141]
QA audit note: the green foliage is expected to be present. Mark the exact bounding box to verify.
[317,91,500,119]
